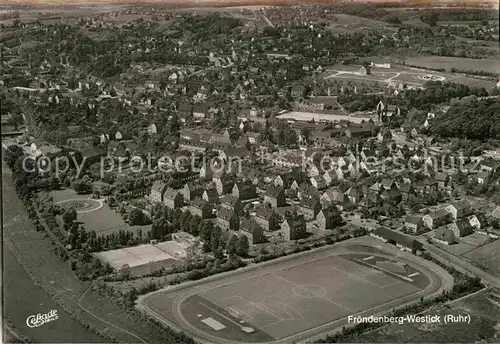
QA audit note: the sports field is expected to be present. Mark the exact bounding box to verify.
[323,64,497,89]
[139,241,450,343]
[94,241,185,275]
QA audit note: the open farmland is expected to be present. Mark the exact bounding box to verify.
[327,14,396,33]
[349,288,500,343]
[138,240,452,344]
[402,56,500,74]
[463,239,500,278]
[50,189,151,236]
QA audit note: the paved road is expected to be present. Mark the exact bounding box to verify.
[421,241,500,287]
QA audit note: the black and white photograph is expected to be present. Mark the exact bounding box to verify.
[1,0,499,343]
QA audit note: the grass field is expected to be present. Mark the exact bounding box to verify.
[328,14,396,33]
[140,243,447,343]
[463,239,500,278]
[51,189,151,236]
[349,288,500,343]
[438,232,492,256]
[403,56,500,74]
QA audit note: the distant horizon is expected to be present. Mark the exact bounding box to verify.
[1,0,498,9]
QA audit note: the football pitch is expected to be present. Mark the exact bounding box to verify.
[139,242,450,343]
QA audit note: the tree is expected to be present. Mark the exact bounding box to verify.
[119,264,131,280]
[73,178,92,194]
[226,234,238,255]
[128,208,148,226]
[211,226,223,253]
[237,235,250,257]
[62,207,78,229]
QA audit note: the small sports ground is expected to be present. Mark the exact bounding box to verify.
[139,240,450,343]
[94,241,186,275]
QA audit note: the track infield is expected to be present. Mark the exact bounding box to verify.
[139,241,450,343]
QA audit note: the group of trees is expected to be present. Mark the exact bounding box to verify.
[431,96,500,140]
[150,203,250,258]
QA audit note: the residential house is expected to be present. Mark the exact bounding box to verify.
[435,172,450,189]
[367,182,383,205]
[164,188,183,210]
[298,198,321,220]
[216,208,239,231]
[150,181,168,203]
[182,182,204,201]
[422,177,438,193]
[433,227,457,245]
[193,105,208,119]
[281,214,307,240]
[220,195,242,213]
[380,188,402,204]
[274,174,294,188]
[202,188,219,204]
[310,176,328,190]
[449,219,474,238]
[200,163,217,181]
[244,168,262,186]
[264,186,286,208]
[345,186,363,204]
[214,174,235,195]
[422,209,452,229]
[399,182,415,202]
[316,208,340,230]
[361,149,376,162]
[404,215,424,234]
[320,188,345,207]
[323,170,337,186]
[239,219,265,245]
[147,123,157,135]
[254,206,280,232]
[468,214,487,230]
[232,182,257,201]
[189,198,212,219]
[445,200,471,220]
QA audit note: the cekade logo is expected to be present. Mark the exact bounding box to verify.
[26,310,58,328]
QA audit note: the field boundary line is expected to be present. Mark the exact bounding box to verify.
[271,273,354,313]
[329,264,386,289]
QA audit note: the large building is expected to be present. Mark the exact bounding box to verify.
[150,181,168,203]
[371,227,423,254]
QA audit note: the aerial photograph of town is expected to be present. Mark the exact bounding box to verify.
[0,0,499,343]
